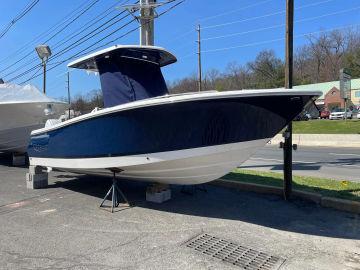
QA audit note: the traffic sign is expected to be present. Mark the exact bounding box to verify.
[340,68,351,99]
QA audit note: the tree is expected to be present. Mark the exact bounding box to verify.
[247,50,284,88]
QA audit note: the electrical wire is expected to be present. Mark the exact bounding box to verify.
[199,0,273,22]
[0,0,100,75]
[2,10,132,79]
[0,0,40,39]
[199,23,360,54]
[8,19,137,83]
[19,65,42,85]
[1,1,134,80]
[0,0,94,64]
[201,5,360,41]
[202,0,337,30]
[17,0,186,85]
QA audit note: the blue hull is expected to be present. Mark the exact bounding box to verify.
[28,95,313,159]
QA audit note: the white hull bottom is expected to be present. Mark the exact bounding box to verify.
[29,138,270,185]
[0,124,42,153]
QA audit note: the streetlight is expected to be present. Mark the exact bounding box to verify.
[35,45,52,94]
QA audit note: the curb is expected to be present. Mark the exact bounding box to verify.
[212,179,360,214]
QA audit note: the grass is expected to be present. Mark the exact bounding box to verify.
[223,169,360,202]
[292,119,360,134]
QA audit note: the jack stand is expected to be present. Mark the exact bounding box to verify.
[181,184,207,196]
[100,171,129,213]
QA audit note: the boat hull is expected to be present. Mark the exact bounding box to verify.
[0,102,67,153]
[28,90,319,185]
[30,138,269,185]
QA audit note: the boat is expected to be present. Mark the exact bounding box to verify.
[0,83,68,154]
[27,45,321,185]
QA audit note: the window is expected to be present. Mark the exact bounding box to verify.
[355,91,360,98]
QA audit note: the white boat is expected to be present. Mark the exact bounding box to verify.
[0,83,68,154]
[28,45,321,185]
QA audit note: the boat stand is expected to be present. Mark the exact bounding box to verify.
[181,184,207,196]
[100,171,130,213]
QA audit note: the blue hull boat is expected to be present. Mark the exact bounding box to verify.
[27,45,321,185]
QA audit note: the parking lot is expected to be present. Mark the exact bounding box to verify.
[0,156,359,270]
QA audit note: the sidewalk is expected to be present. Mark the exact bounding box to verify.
[270,134,360,148]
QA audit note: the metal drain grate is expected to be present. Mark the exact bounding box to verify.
[185,233,285,270]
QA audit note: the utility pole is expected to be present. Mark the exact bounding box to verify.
[66,71,71,119]
[283,0,294,200]
[140,0,155,46]
[43,60,47,94]
[196,24,202,92]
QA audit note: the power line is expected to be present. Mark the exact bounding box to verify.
[199,23,360,54]
[3,10,133,80]
[202,0,337,30]
[19,65,42,85]
[7,16,137,83]
[18,26,140,84]
[0,0,100,76]
[0,0,94,64]
[0,0,40,40]
[2,1,134,81]
[52,0,134,52]
[199,0,273,22]
[165,0,270,45]
[17,0,186,85]
[201,5,360,41]
[9,18,138,83]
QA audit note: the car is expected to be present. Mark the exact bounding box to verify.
[320,110,330,119]
[355,110,360,119]
[329,108,352,120]
[294,112,310,121]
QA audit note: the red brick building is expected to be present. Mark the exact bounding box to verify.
[324,87,345,111]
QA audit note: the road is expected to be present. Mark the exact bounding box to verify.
[241,145,360,182]
[0,163,359,269]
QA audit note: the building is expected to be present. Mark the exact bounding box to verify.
[294,78,360,110]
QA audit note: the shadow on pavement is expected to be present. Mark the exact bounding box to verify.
[51,173,360,240]
[0,153,12,166]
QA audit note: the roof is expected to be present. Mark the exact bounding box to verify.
[293,78,360,99]
[67,45,177,71]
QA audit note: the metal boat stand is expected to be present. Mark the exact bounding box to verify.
[181,184,207,196]
[100,170,130,213]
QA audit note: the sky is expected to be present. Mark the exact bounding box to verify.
[0,0,359,100]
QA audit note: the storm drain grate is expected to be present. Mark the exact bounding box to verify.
[185,233,285,270]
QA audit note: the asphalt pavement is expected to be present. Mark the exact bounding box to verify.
[241,145,360,182]
[0,157,359,269]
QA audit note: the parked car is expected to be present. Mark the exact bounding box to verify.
[294,112,310,121]
[355,110,360,119]
[320,110,330,119]
[329,108,352,120]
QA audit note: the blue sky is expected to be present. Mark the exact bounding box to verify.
[0,0,359,99]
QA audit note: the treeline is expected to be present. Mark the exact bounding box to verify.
[69,89,103,114]
[169,29,360,93]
